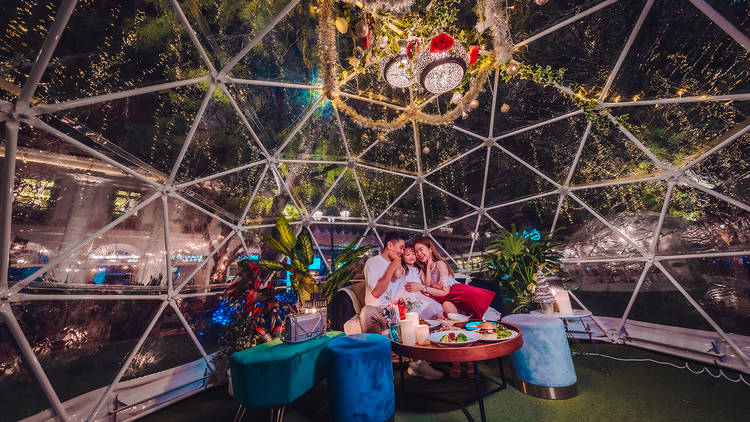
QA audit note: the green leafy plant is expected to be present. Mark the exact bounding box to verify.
[320,235,374,301]
[257,215,317,301]
[483,225,563,312]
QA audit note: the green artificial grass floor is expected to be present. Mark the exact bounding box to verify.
[141,343,750,422]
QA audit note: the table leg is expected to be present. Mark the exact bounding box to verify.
[473,361,486,422]
[497,357,507,389]
[398,354,406,398]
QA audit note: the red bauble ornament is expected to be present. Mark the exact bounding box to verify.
[468,45,479,65]
[430,33,455,53]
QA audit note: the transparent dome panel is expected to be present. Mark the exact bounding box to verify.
[242,170,304,226]
[278,103,348,161]
[11,299,164,405]
[353,167,415,221]
[426,146,486,206]
[485,147,558,204]
[358,124,418,174]
[564,261,646,319]
[36,0,208,103]
[419,123,483,174]
[610,0,750,101]
[377,183,425,230]
[422,183,475,228]
[690,132,750,208]
[0,321,52,421]
[508,0,612,42]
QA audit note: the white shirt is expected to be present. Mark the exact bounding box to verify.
[363,254,401,308]
[395,266,444,320]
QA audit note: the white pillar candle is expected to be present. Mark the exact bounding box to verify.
[405,312,419,324]
[415,324,430,345]
[399,319,417,346]
[555,289,573,315]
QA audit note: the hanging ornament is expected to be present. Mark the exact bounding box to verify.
[415,33,467,94]
[534,0,549,5]
[355,20,370,38]
[422,146,430,154]
[450,91,463,104]
[500,103,510,113]
[353,46,365,59]
[467,45,479,66]
[376,36,388,50]
[406,39,421,60]
[462,111,469,119]
[469,99,480,110]
[505,62,519,76]
[380,52,413,88]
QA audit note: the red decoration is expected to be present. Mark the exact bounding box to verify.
[363,32,375,49]
[429,33,455,53]
[406,39,421,60]
[468,45,479,65]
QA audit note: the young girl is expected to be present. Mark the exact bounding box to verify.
[394,245,443,320]
[405,237,495,319]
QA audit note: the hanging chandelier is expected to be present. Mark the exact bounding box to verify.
[379,51,413,88]
[414,34,467,94]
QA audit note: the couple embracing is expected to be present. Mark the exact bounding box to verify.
[359,232,495,379]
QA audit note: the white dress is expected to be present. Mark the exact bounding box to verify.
[395,267,444,320]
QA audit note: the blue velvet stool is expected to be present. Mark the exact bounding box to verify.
[327,334,395,422]
[502,313,577,399]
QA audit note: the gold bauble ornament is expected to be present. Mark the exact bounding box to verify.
[469,99,480,110]
[422,146,430,154]
[505,62,519,76]
[535,0,549,5]
[356,20,370,38]
[500,103,510,113]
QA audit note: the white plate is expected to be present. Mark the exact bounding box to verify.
[446,313,470,322]
[479,329,519,342]
[424,319,441,328]
[428,330,481,347]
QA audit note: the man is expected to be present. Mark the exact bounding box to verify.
[360,232,443,380]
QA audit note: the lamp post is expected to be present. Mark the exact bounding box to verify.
[331,210,350,268]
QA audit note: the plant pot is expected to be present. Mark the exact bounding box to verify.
[540,302,554,314]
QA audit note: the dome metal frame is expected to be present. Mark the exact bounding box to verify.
[1,0,750,420]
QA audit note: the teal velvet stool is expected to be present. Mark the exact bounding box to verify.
[327,334,395,422]
[229,331,344,421]
[502,313,577,399]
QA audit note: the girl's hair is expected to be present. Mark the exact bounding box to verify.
[401,243,415,273]
[412,237,454,277]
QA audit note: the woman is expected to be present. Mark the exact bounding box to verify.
[405,237,495,320]
[394,244,443,320]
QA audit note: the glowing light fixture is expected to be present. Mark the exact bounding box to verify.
[379,53,413,88]
[415,34,467,94]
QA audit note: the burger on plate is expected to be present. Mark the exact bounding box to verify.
[477,322,497,340]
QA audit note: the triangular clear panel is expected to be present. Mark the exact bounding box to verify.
[37,0,208,102]
[419,123,483,174]
[660,256,750,336]
[496,113,587,184]
[610,0,750,100]
[354,167,415,220]
[378,184,425,230]
[422,182,476,228]
[226,83,322,153]
[176,163,266,221]
[10,299,163,407]
[485,147,559,205]
[358,124,418,174]
[425,147,487,205]
[570,125,659,186]
[663,185,750,255]
[283,163,348,216]
[689,131,750,207]
[430,215,479,262]
[167,197,240,290]
[517,0,643,90]
[565,262,649,318]
[0,319,55,420]
[486,193,560,236]
[14,182,165,293]
[621,266,715,333]
[278,103,347,161]
[609,102,750,166]
[573,180,668,253]
[492,81,580,139]
[120,304,205,382]
[557,196,643,258]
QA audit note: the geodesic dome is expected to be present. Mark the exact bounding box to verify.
[1,0,749,420]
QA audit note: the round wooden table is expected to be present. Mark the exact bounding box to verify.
[390,321,523,422]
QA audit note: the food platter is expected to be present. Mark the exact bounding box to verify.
[479,329,519,342]
[428,329,481,347]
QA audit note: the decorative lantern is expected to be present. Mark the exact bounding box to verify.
[414,33,467,94]
[379,53,413,88]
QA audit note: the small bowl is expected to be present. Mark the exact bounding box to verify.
[447,313,469,322]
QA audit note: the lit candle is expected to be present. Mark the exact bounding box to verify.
[399,319,417,346]
[405,312,419,325]
[555,290,573,315]
[415,324,430,345]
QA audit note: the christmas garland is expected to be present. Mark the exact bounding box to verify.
[318,0,622,134]
[318,0,502,132]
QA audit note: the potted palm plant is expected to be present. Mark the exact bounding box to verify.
[483,225,564,313]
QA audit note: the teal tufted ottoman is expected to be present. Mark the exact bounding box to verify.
[502,313,577,399]
[327,334,395,422]
[229,331,344,419]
